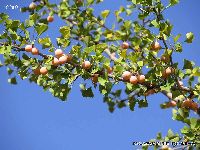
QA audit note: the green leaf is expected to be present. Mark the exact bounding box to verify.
[8,77,17,84]
[35,23,48,36]
[98,77,106,86]
[169,0,179,6]
[38,37,52,49]
[183,59,194,70]
[7,67,13,75]
[167,129,174,139]
[185,32,194,43]
[138,100,148,108]
[174,34,181,43]
[81,87,94,98]
[59,26,70,39]
[190,118,198,129]
[101,10,110,19]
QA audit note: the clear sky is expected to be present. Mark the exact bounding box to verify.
[0,0,200,150]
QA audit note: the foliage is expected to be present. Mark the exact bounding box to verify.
[0,0,199,149]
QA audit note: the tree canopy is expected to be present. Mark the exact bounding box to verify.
[0,0,199,149]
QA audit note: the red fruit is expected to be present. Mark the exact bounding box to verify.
[138,74,145,83]
[25,45,32,52]
[55,49,63,58]
[169,101,177,107]
[151,41,161,51]
[47,16,54,22]
[161,55,170,63]
[190,102,198,112]
[31,47,39,55]
[52,57,60,66]
[29,2,36,10]
[181,99,192,109]
[91,74,98,83]
[66,54,72,62]
[82,61,91,70]
[121,42,129,49]
[40,67,48,75]
[122,71,132,81]
[33,67,40,75]
[129,76,138,84]
[59,55,68,64]
[165,67,172,75]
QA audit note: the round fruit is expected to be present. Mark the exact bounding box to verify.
[121,42,129,49]
[161,55,170,63]
[40,67,48,75]
[165,67,172,75]
[33,67,40,75]
[52,57,60,66]
[25,45,32,52]
[82,61,91,70]
[66,54,72,62]
[29,2,36,10]
[122,71,132,81]
[169,100,177,107]
[151,41,161,51]
[47,16,54,22]
[129,76,138,84]
[190,102,198,111]
[91,74,98,83]
[106,66,113,74]
[138,74,145,83]
[55,49,63,58]
[31,47,39,55]
[59,55,68,64]
[161,145,169,150]
[181,99,192,109]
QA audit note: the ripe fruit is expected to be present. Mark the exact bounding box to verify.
[66,54,72,62]
[82,61,91,70]
[190,102,198,112]
[161,55,170,63]
[25,45,32,52]
[162,67,174,78]
[161,145,169,150]
[55,49,63,58]
[91,74,98,83]
[181,99,192,109]
[29,2,36,10]
[33,67,40,75]
[129,76,138,84]
[40,67,48,75]
[106,66,113,74]
[59,55,68,64]
[31,47,39,55]
[165,67,172,75]
[121,42,129,49]
[168,100,177,107]
[138,74,145,83]
[122,71,132,81]
[47,16,54,22]
[151,41,161,51]
[52,57,60,66]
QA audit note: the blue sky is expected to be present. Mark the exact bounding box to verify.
[0,0,200,150]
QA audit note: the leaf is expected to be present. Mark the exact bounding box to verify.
[59,26,71,39]
[81,87,94,98]
[183,59,194,70]
[138,100,148,108]
[8,77,17,84]
[167,129,174,139]
[35,23,48,36]
[185,32,194,43]
[98,77,106,86]
[101,10,110,19]
[7,67,13,75]
[174,34,181,42]
[170,0,179,6]
[38,37,52,49]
